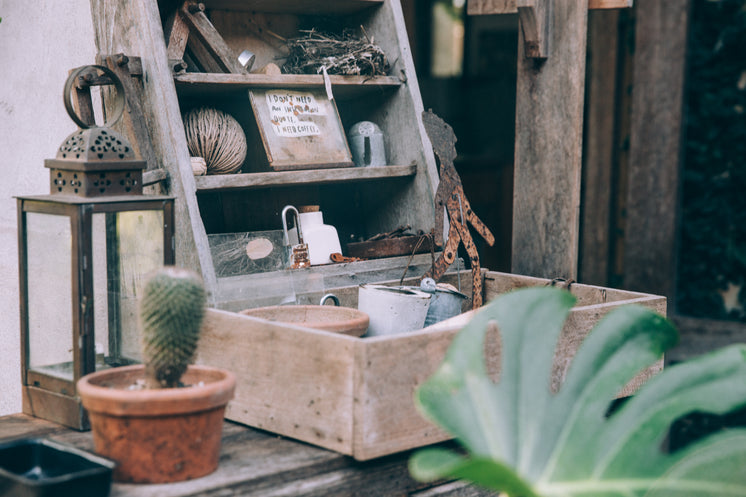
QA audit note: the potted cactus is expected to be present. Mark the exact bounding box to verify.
[77,267,236,484]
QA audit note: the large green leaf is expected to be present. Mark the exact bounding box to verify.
[410,287,746,496]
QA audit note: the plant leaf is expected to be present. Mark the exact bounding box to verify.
[411,287,746,497]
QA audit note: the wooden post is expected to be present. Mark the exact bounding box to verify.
[579,9,621,285]
[88,0,218,293]
[510,0,588,280]
[622,0,690,302]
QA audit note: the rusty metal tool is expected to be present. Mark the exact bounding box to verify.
[421,110,495,309]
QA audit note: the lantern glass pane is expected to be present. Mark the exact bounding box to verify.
[26,212,73,381]
[92,209,164,369]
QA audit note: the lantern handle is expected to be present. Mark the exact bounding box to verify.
[63,64,126,130]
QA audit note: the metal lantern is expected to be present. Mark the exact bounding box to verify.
[17,65,175,429]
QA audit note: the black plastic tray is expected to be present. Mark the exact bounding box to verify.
[0,438,115,497]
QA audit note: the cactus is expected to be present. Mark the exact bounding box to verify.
[140,266,206,388]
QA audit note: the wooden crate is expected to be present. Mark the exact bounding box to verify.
[195,270,666,461]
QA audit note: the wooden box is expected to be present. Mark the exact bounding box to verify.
[195,271,666,461]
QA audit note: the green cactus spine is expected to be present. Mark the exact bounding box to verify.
[140,266,206,388]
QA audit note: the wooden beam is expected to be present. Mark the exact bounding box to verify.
[579,9,620,285]
[468,0,631,15]
[89,0,217,291]
[622,0,690,303]
[179,1,245,73]
[511,0,588,280]
[516,0,550,59]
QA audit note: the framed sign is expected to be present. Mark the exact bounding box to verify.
[248,89,353,171]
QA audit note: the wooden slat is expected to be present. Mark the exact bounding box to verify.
[179,1,245,74]
[90,0,219,293]
[193,164,416,192]
[621,0,689,304]
[669,315,746,364]
[143,168,168,186]
[511,0,588,280]
[173,73,402,98]
[0,414,483,497]
[468,0,632,15]
[203,0,383,14]
[579,9,620,285]
[197,308,358,456]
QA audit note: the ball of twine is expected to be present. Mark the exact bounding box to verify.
[183,107,247,175]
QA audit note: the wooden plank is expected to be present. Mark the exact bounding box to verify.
[579,9,620,285]
[173,73,402,98]
[2,414,490,497]
[194,164,416,192]
[517,0,550,59]
[196,308,357,455]
[89,0,219,295]
[143,168,168,186]
[621,0,689,304]
[164,11,189,60]
[468,0,632,15]
[203,0,384,14]
[483,270,666,396]
[102,55,161,176]
[179,1,245,74]
[669,316,746,364]
[511,0,587,280]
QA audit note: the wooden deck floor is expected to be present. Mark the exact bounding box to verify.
[0,414,489,496]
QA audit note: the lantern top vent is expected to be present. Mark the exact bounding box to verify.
[45,65,145,197]
[56,127,138,163]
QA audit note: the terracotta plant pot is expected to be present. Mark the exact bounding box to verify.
[77,364,235,484]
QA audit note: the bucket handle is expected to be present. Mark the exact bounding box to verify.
[399,232,435,286]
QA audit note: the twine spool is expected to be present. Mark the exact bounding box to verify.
[183,107,247,175]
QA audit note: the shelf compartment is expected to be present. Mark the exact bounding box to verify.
[194,164,417,192]
[202,0,384,15]
[174,73,403,98]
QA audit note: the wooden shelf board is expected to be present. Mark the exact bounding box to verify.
[194,164,417,192]
[468,0,632,15]
[203,0,384,14]
[174,73,402,98]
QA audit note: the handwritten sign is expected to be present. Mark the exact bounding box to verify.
[248,88,353,170]
[265,91,327,138]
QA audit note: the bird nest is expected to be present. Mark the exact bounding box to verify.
[282,29,389,77]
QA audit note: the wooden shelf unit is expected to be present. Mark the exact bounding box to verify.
[91,0,439,309]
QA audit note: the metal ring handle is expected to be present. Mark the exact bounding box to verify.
[319,294,340,306]
[63,65,126,129]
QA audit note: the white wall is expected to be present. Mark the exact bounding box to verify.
[0,1,96,415]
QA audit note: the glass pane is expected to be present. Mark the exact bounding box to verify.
[26,212,73,381]
[93,210,164,368]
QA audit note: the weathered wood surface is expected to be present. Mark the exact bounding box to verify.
[179,1,246,74]
[193,164,416,192]
[203,0,383,14]
[511,0,588,280]
[579,9,620,285]
[101,55,162,178]
[89,0,218,293]
[197,270,665,460]
[173,73,402,98]
[668,316,746,364]
[621,0,690,304]
[468,0,632,15]
[0,414,487,497]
